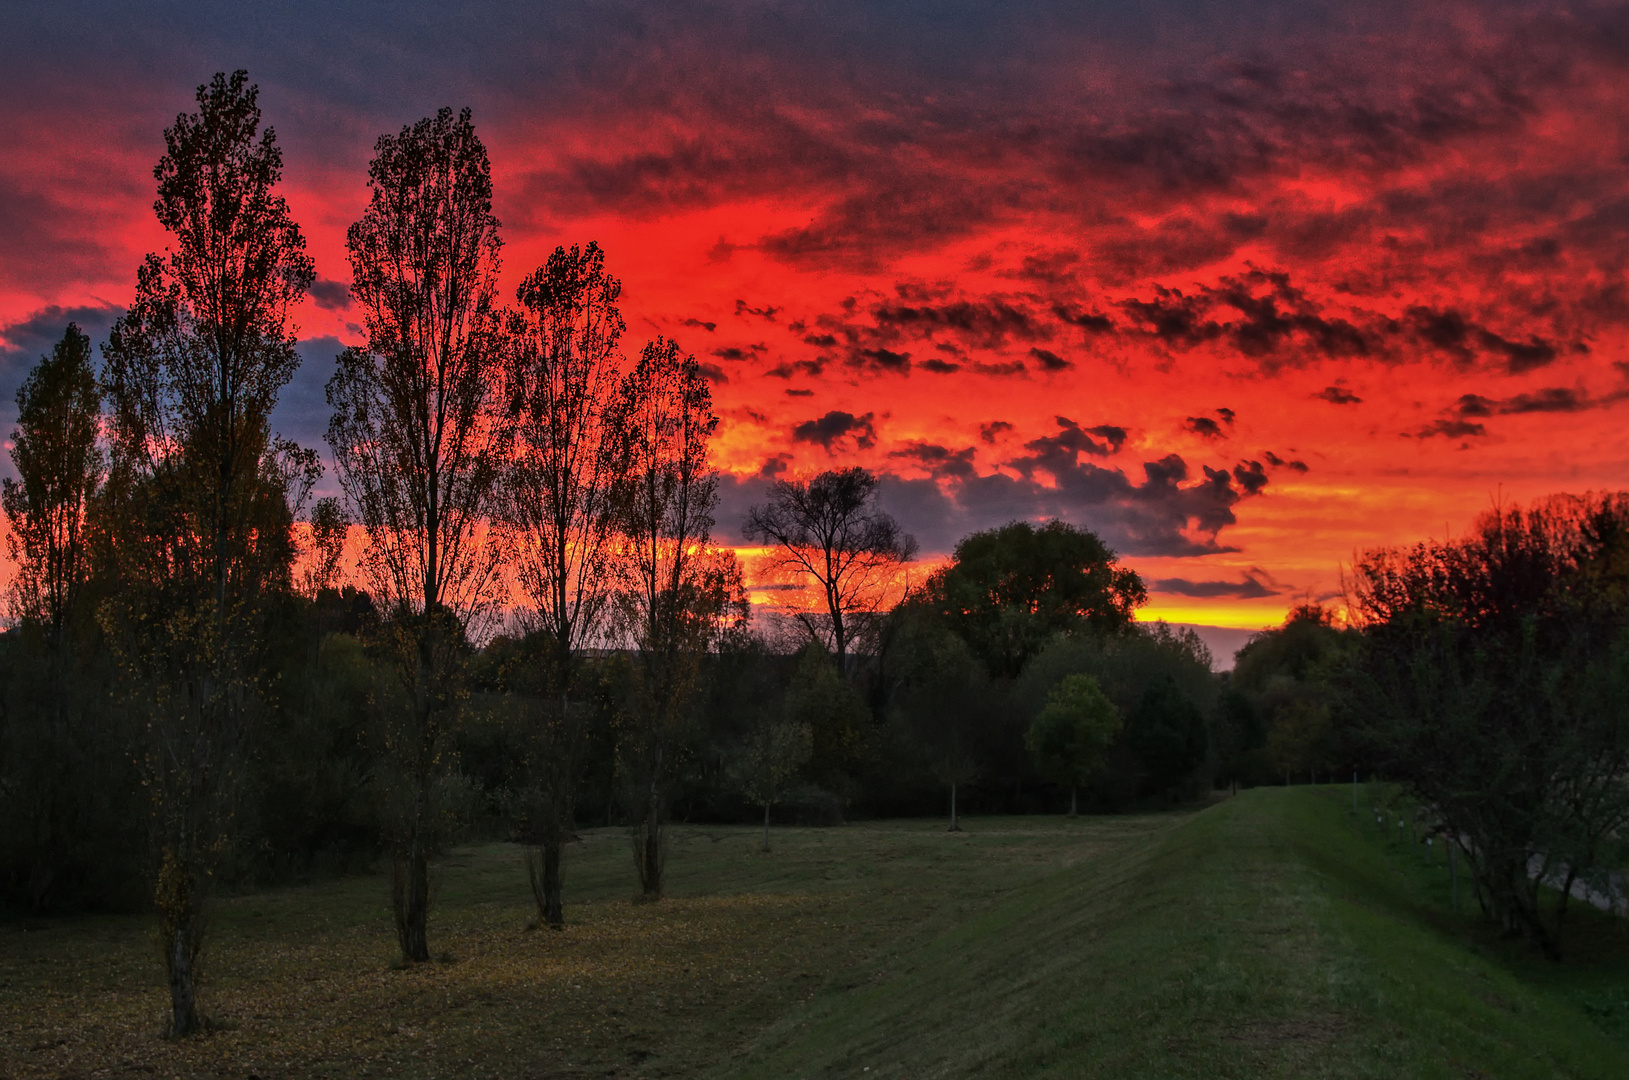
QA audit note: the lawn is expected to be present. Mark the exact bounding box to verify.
[4,790,1629,1078]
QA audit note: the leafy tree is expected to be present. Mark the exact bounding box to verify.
[924,519,1145,680]
[326,106,506,963]
[1026,673,1120,815]
[735,698,813,851]
[785,641,871,799]
[499,241,627,926]
[612,337,739,898]
[99,70,314,1037]
[743,467,916,672]
[1347,494,1629,958]
[3,323,103,638]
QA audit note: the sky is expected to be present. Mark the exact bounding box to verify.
[3,0,1627,661]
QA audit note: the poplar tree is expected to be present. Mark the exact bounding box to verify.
[500,242,626,927]
[326,107,506,962]
[613,338,741,898]
[100,70,314,1036]
[1,323,106,912]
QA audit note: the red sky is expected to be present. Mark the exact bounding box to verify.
[3,0,1627,647]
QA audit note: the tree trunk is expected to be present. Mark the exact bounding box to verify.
[541,838,564,928]
[762,802,771,852]
[166,914,200,1037]
[393,830,431,963]
[1069,785,1078,817]
[949,783,959,832]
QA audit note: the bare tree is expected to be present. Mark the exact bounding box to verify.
[325,106,506,964]
[99,70,314,1037]
[499,242,626,927]
[743,467,917,672]
[612,337,741,898]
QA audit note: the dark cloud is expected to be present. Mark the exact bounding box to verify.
[871,297,1044,349]
[1263,451,1309,472]
[850,346,911,374]
[1413,418,1487,440]
[1317,383,1362,405]
[1028,347,1073,371]
[1023,416,1127,463]
[735,300,780,321]
[791,410,876,452]
[922,358,960,374]
[1185,416,1226,440]
[980,420,1013,443]
[1502,387,1588,414]
[1153,567,1280,599]
[309,277,351,312]
[784,388,813,397]
[681,318,717,332]
[766,358,825,379]
[1232,459,1268,494]
[888,441,977,479]
[696,362,729,384]
[1404,306,1567,374]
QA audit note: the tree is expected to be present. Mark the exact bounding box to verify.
[612,337,739,898]
[924,519,1145,680]
[886,615,993,830]
[735,696,813,851]
[1124,677,1208,802]
[3,324,103,639]
[0,324,108,912]
[743,467,916,673]
[99,70,314,1036]
[1026,673,1120,815]
[1347,494,1629,958]
[326,106,506,963]
[499,242,626,927]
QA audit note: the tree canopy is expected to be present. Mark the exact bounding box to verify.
[924,519,1146,680]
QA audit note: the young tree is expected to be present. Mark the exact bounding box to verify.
[1,324,107,912]
[612,337,739,898]
[743,467,916,673]
[735,705,813,852]
[924,519,1145,680]
[326,106,506,963]
[1026,673,1120,815]
[499,242,626,927]
[99,70,314,1036]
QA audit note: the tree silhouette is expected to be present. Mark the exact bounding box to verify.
[743,467,916,673]
[499,241,627,926]
[612,337,740,898]
[1,324,107,913]
[326,106,506,963]
[924,519,1144,680]
[100,70,314,1036]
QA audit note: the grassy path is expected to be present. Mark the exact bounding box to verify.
[732,788,1629,1079]
[4,791,1629,1077]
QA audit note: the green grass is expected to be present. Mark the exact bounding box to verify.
[4,791,1629,1077]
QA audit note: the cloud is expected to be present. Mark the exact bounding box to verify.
[1317,383,1362,405]
[681,317,717,332]
[1263,451,1309,472]
[309,277,351,311]
[1023,415,1128,463]
[980,420,1013,443]
[791,410,877,452]
[784,388,813,397]
[1028,347,1073,371]
[1185,416,1226,440]
[1154,567,1281,599]
[696,361,729,384]
[1412,418,1487,440]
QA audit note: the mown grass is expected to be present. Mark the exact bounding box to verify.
[4,790,1629,1078]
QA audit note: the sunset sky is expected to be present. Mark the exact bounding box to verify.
[4,0,1627,660]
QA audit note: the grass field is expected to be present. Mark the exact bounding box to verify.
[4,789,1629,1078]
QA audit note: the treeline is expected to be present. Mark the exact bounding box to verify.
[0,73,1241,1036]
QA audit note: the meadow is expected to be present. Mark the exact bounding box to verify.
[5,789,1629,1078]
